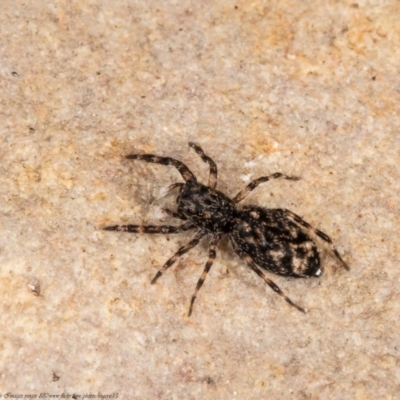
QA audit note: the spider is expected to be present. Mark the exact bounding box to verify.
[103,142,349,316]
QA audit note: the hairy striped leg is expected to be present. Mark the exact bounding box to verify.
[125,153,196,182]
[188,235,221,316]
[233,173,300,203]
[231,240,307,313]
[188,142,218,189]
[283,209,350,271]
[103,221,194,233]
[151,230,206,284]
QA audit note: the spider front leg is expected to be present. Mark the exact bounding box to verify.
[231,241,307,313]
[125,153,196,182]
[283,209,350,271]
[188,142,218,189]
[103,221,194,233]
[188,235,221,316]
[233,173,300,203]
[151,230,206,284]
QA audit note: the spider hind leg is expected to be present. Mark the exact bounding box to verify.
[283,209,349,271]
[231,241,307,313]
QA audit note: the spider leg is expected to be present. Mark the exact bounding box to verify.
[151,230,207,284]
[188,142,218,189]
[103,221,194,233]
[233,173,300,203]
[162,207,187,220]
[283,209,350,271]
[125,153,196,182]
[231,240,307,313]
[188,235,221,316]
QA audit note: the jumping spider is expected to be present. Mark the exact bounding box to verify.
[103,142,349,316]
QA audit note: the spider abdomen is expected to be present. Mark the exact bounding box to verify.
[230,206,321,277]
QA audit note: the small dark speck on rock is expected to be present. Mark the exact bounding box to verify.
[205,376,215,385]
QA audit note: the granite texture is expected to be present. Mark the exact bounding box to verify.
[1,0,400,398]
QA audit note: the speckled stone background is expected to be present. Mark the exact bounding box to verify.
[1,0,400,398]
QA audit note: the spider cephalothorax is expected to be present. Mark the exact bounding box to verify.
[104,142,349,315]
